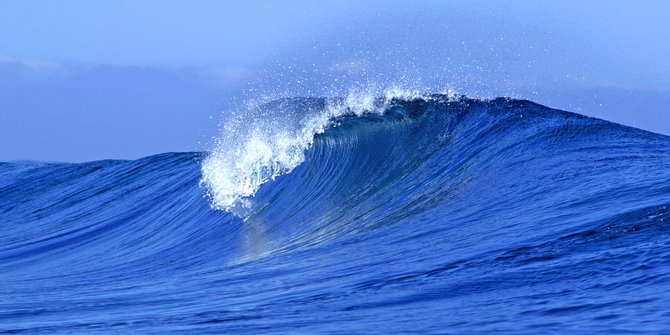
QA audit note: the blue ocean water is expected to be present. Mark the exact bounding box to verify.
[1,94,670,334]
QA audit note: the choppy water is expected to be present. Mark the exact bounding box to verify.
[2,95,670,333]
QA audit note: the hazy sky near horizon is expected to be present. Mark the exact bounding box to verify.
[1,0,669,161]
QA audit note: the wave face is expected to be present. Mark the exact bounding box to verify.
[2,95,670,333]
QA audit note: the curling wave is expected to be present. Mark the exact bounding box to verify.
[200,88,437,212]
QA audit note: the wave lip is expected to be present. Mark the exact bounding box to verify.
[200,89,455,212]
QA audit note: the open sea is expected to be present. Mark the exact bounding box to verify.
[1,94,669,333]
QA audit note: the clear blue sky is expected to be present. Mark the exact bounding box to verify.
[1,0,669,161]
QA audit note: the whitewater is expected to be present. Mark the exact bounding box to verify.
[1,92,670,333]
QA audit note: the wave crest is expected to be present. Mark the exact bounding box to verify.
[200,88,457,212]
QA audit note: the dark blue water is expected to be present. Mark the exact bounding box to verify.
[2,96,670,333]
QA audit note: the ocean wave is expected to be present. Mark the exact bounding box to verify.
[2,94,670,333]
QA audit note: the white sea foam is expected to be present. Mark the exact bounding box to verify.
[200,88,458,212]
